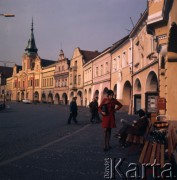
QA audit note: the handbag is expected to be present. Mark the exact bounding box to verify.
[101,104,108,116]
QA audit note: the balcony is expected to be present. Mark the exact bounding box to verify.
[69,84,77,90]
[20,87,25,91]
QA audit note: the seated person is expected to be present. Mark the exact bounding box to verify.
[117,109,149,147]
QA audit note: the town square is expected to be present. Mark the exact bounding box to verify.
[1,0,177,179]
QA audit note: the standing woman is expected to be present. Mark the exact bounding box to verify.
[98,90,123,151]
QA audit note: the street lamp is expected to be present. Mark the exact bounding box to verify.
[0,14,15,17]
[0,13,15,109]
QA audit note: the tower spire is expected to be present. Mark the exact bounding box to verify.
[25,18,38,55]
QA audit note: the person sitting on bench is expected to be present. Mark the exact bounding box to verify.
[117,109,149,147]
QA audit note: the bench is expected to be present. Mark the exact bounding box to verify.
[139,121,177,168]
[139,141,165,168]
[126,121,152,145]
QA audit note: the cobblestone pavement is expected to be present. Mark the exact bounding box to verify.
[0,102,140,180]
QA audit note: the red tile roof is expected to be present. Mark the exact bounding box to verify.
[80,50,100,63]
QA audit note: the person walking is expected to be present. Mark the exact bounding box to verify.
[89,97,101,123]
[67,97,78,124]
[98,90,123,151]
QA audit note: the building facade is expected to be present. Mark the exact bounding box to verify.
[110,36,132,112]
[41,64,55,103]
[83,59,93,107]
[69,47,100,106]
[3,0,177,119]
[146,0,177,119]
[92,47,111,104]
[6,20,56,103]
[54,49,69,105]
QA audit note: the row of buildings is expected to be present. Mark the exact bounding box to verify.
[1,0,177,119]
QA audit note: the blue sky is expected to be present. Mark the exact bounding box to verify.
[0,0,147,65]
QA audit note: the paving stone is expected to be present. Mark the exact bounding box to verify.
[0,102,140,180]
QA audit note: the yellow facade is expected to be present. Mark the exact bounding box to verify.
[83,61,93,106]
[111,38,131,111]
[147,0,177,119]
[6,77,13,101]
[3,1,177,119]
[7,54,56,103]
[131,10,159,114]
[41,65,55,103]
[69,47,84,106]
[54,50,69,105]
[69,47,100,105]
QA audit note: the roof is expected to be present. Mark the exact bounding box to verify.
[80,50,100,63]
[0,66,13,78]
[110,35,129,53]
[16,65,22,73]
[41,59,56,67]
[129,9,148,38]
[25,19,38,55]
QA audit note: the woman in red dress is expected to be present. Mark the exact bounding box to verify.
[98,90,123,151]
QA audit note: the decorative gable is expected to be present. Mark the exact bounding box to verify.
[147,0,166,25]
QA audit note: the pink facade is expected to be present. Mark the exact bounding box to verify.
[92,48,111,104]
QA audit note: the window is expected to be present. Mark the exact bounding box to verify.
[59,67,60,72]
[50,78,51,86]
[100,65,103,75]
[74,61,77,66]
[128,48,132,64]
[117,56,121,69]
[74,75,77,84]
[78,75,81,85]
[161,56,165,69]
[30,80,33,87]
[112,58,117,72]
[105,62,109,73]
[70,75,72,85]
[47,78,49,86]
[44,79,46,87]
[51,78,53,86]
[96,67,98,77]
[122,51,127,67]
[24,63,26,71]
[14,81,17,88]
